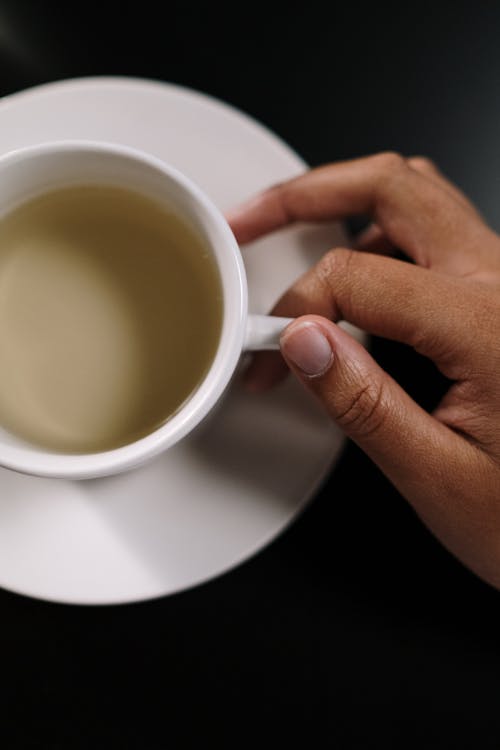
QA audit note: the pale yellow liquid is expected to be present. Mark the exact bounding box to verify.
[0,185,223,453]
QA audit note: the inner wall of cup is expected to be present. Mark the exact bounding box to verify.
[0,146,245,455]
[0,146,212,226]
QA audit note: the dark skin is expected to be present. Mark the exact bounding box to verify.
[227,152,500,590]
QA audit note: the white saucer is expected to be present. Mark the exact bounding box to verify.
[0,77,360,605]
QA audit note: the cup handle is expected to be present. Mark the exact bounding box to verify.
[244,314,294,351]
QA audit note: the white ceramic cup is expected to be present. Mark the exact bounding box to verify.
[0,141,292,480]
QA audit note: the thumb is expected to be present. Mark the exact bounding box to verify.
[279,315,457,492]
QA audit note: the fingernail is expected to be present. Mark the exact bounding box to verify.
[281,323,334,377]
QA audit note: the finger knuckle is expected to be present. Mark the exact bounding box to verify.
[372,151,406,176]
[315,248,358,319]
[264,181,294,223]
[409,155,437,173]
[317,247,355,282]
[335,377,387,439]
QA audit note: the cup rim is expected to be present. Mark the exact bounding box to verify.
[0,140,248,479]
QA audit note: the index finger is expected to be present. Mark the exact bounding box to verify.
[227,153,494,275]
[243,248,477,393]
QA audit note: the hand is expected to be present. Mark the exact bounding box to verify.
[227,153,500,589]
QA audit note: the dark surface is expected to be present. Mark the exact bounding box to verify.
[1,2,500,748]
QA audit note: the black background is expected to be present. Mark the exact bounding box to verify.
[1,1,500,748]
